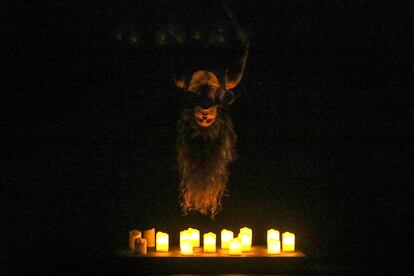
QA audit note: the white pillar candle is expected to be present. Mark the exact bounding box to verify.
[229,237,242,255]
[239,227,252,247]
[282,232,295,252]
[129,230,141,250]
[188,228,200,247]
[221,229,234,249]
[180,230,191,247]
[134,238,147,255]
[267,238,281,254]
[143,228,155,247]
[156,231,169,252]
[203,232,216,253]
[267,229,280,244]
[238,231,251,252]
[180,239,193,255]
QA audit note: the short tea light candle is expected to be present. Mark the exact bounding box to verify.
[267,229,280,244]
[203,232,216,253]
[282,232,295,252]
[180,239,193,255]
[229,237,242,255]
[156,231,169,252]
[188,228,200,247]
[267,238,281,254]
[221,229,233,249]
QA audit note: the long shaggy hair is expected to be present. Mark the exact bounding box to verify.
[177,106,236,218]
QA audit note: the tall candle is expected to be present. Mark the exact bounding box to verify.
[282,232,295,252]
[238,231,251,252]
[267,229,280,244]
[143,228,155,247]
[129,230,141,250]
[156,231,169,252]
[203,232,216,253]
[180,239,193,255]
[240,227,252,247]
[267,238,281,254]
[188,228,200,247]
[221,229,234,249]
[229,237,242,255]
[180,230,191,247]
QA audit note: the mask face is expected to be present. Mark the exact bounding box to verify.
[193,105,218,127]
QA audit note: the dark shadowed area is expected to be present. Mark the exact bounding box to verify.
[4,0,410,274]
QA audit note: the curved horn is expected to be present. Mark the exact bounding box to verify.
[223,4,250,90]
[225,43,249,90]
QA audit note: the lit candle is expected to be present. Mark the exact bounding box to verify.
[180,239,193,255]
[203,232,216,253]
[129,230,141,250]
[143,228,155,247]
[240,227,252,246]
[180,230,191,247]
[282,232,295,252]
[156,231,169,252]
[238,231,251,252]
[267,238,281,254]
[188,228,200,247]
[267,229,280,244]
[221,229,234,249]
[229,237,242,255]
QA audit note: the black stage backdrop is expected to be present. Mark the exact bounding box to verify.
[4,0,410,274]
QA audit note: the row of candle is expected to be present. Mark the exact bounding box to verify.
[154,228,295,255]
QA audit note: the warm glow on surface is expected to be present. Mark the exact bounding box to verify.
[180,239,193,255]
[267,229,280,244]
[221,229,234,249]
[203,232,216,253]
[156,231,169,252]
[229,237,242,255]
[188,228,200,247]
[267,238,281,254]
[282,232,295,252]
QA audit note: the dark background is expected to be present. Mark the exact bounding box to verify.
[4,0,410,274]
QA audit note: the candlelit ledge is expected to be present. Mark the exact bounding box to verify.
[114,246,306,274]
[118,246,305,257]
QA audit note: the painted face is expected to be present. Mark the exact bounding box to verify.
[194,105,218,127]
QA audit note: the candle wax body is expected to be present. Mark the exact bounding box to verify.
[143,228,156,247]
[203,232,216,253]
[180,239,193,255]
[267,238,281,254]
[188,228,200,247]
[239,232,251,252]
[221,229,234,249]
[267,229,280,244]
[156,232,169,252]
[282,232,295,252]
[229,237,242,255]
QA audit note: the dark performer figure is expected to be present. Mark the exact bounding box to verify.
[168,4,250,217]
